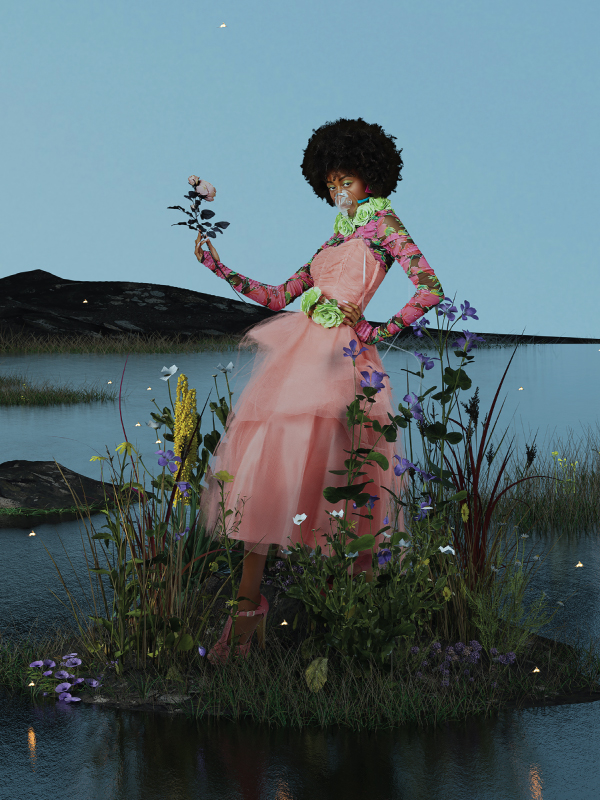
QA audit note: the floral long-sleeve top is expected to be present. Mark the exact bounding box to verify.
[198,209,444,345]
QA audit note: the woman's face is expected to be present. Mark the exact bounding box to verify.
[325,170,369,218]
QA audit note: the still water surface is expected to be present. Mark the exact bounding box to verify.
[1,340,600,798]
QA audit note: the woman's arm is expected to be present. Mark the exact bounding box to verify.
[197,233,342,311]
[352,213,444,344]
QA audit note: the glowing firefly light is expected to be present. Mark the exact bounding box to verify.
[280,620,288,626]
[83,299,88,303]
[576,562,583,568]
[533,667,540,673]
[519,387,523,391]
[219,23,226,27]
[28,682,35,686]
[29,531,36,537]
[147,387,151,390]
[107,380,112,384]
[155,440,161,444]
[135,423,141,426]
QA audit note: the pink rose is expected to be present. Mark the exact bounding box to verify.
[196,180,216,201]
[188,175,201,187]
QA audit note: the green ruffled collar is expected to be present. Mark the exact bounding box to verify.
[333,196,393,237]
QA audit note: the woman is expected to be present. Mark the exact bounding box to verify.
[195,117,445,665]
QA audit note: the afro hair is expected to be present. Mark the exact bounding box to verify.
[300,117,404,206]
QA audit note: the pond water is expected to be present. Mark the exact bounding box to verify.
[1,340,600,798]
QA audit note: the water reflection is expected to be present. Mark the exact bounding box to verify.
[3,692,600,799]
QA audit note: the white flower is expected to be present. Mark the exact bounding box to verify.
[520,534,529,539]
[293,514,307,525]
[557,601,564,606]
[329,509,344,518]
[439,545,455,555]
[282,548,293,555]
[491,566,498,572]
[397,539,411,548]
[216,362,234,373]
[515,561,521,566]
[147,420,162,429]
[533,555,540,561]
[346,551,359,558]
[160,365,178,381]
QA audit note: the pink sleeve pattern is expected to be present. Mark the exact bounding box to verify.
[351,211,444,345]
[200,233,342,311]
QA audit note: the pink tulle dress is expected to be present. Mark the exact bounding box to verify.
[198,208,445,574]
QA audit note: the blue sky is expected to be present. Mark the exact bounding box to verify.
[1,0,598,338]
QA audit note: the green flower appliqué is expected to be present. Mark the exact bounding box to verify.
[301,286,322,314]
[312,300,344,328]
[334,196,393,236]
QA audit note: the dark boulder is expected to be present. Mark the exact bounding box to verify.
[0,460,121,528]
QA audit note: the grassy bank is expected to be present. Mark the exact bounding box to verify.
[0,328,526,359]
[2,604,599,732]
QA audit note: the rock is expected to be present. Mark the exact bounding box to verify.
[0,459,121,527]
[0,268,287,341]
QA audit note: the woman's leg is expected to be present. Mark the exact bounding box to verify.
[228,548,268,645]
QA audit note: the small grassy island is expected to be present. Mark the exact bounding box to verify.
[1,328,599,731]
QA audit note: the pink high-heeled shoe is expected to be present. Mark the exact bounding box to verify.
[208,594,269,666]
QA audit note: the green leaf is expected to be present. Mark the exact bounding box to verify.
[365,451,389,471]
[174,633,194,652]
[352,534,376,552]
[323,482,371,503]
[442,366,472,391]
[305,657,328,692]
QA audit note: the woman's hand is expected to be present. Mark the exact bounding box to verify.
[339,301,362,327]
[195,230,221,264]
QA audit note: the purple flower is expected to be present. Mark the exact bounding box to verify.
[383,515,389,525]
[378,548,392,566]
[454,642,465,654]
[431,642,441,652]
[410,646,420,655]
[402,392,424,422]
[42,659,56,668]
[175,482,191,499]
[470,641,483,651]
[415,352,439,371]
[29,660,44,668]
[421,660,429,667]
[413,496,433,522]
[42,670,53,677]
[459,301,478,321]
[490,647,498,656]
[366,495,379,510]
[55,670,69,680]
[435,299,458,321]
[174,526,190,542]
[198,646,207,657]
[410,317,430,337]
[393,455,415,477]
[71,677,85,685]
[343,340,368,361]
[469,677,475,683]
[85,678,100,688]
[359,370,389,393]
[58,692,81,703]
[155,449,182,473]
[64,657,82,668]
[416,671,423,678]
[441,679,449,687]
[464,669,470,676]
[491,681,497,688]
[55,682,72,693]
[452,330,485,353]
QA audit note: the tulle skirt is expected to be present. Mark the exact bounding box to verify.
[198,310,407,573]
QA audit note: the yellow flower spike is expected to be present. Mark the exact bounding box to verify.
[461,503,469,523]
[174,374,200,507]
[90,456,107,462]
